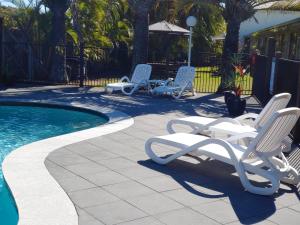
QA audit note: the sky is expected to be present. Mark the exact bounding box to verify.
[0,0,33,8]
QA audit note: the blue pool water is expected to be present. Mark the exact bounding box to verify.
[0,104,108,225]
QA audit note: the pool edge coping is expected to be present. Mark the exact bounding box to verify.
[1,99,134,225]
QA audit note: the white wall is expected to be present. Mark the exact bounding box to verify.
[240,10,300,39]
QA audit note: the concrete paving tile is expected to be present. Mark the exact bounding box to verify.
[86,200,146,225]
[138,175,183,192]
[48,148,74,156]
[192,200,248,224]
[45,160,78,179]
[82,150,119,161]
[58,176,96,193]
[96,140,132,152]
[86,137,113,149]
[289,203,300,213]
[64,161,108,176]
[83,220,105,225]
[123,152,151,163]
[125,138,147,150]
[85,170,129,186]
[268,208,300,225]
[76,207,99,223]
[221,191,277,219]
[97,157,137,170]
[122,129,154,141]
[48,154,91,166]
[226,219,276,225]
[155,207,220,225]
[65,142,102,154]
[273,190,300,208]
[163,188,222,207]
[108,147,142,157]
[69,187,119,208]
[127,193,184,215]
[117,217,164,225]
[103,180,155,199]
[116,165,163,180]
[106,132,136,142]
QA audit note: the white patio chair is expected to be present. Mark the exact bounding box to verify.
[167,93,291,134]
[106,64,152,95]
[145,108,300,195]
[151,66,196,99]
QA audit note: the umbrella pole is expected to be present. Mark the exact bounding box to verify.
[188,26,193,67]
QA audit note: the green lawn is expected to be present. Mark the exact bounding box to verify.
[194,67,253,94]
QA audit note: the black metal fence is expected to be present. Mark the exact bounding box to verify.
[252,38,300,143]
[0,42,253,95]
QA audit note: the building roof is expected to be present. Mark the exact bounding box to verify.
[149,21,190,35]
[240,9,300,39]
[258,0,300,11]
[250,16,300,35]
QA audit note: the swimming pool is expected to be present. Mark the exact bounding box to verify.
[0,104,108,225]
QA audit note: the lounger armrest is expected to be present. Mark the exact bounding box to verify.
[162,80,172,86]
[192,138,241,162]
[138,79,148,86]
[225,132,258,143]
[235,113,259,122]
[120,76,130,82]
[207,117,242,127]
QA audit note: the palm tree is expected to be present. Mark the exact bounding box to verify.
[150,0,177,23]
[3,0,44,42]
[128,0,156,67]
[43,0,71,82]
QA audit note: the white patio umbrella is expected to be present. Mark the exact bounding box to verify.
[149,20,190,35]
[148,21,190,65]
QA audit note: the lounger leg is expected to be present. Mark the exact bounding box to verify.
[192,87,196,96]
[122,86,138,96]
[270,157,299,185]
[166,121,177,134]
[106,87,113,94]
[281,167,300,185]
[235,163,280,195]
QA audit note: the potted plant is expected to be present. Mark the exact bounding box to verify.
[224,55,248,117]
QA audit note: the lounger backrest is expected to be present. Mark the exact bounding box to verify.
[131,64,152,83]
[174,66,195,88]
[254,93,291,129]
[249,108,300,157]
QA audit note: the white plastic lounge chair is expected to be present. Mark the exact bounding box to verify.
[167,93,291,134]
[106,64,152,95]
[151,66,196,99]
[145,108,300,195]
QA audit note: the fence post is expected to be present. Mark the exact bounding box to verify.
[269,57,276,95]
[28,45,33,81]
[265,37,276,98]
[79,42,84,87]
[294,67,300,143]
[0,17,3,81]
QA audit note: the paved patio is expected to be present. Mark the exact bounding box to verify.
[1,86,300,225]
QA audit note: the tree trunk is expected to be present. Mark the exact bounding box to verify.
[132,9,149,68]
[49,5,68,82]
[218,18,241,92]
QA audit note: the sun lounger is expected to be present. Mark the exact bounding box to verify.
[106,64,152,95]
[145,107,300,195]
[150,66,195,99]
